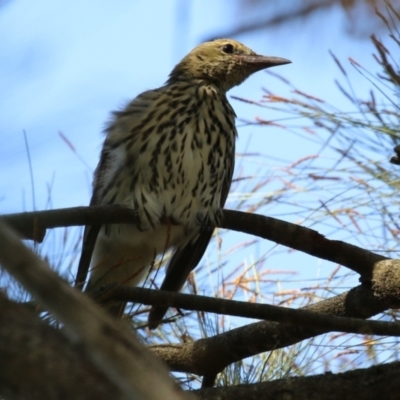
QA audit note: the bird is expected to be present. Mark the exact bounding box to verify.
[77,38,290,329]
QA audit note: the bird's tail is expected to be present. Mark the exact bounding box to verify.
[148,227,214,329]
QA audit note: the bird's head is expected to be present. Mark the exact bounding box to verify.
[168,38,291,92]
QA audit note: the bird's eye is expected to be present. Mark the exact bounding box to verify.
[222,44,234,54]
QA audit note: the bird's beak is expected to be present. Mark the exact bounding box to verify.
[241,55,291,71]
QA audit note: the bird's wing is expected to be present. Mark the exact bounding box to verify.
[75,88,163,290]
[74,148,110,289]
[148,143,235,329]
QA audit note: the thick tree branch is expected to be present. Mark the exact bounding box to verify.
[1,205,387,278]
[195,360,400,400]
[221,209,386,278]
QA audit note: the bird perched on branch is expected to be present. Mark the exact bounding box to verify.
[77,39,290,329]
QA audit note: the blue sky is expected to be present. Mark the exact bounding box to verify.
[1,0,380,214]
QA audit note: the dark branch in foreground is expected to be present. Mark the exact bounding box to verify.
[0,220,192,400]
[1,205,387,279]
[0,293,125,400]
